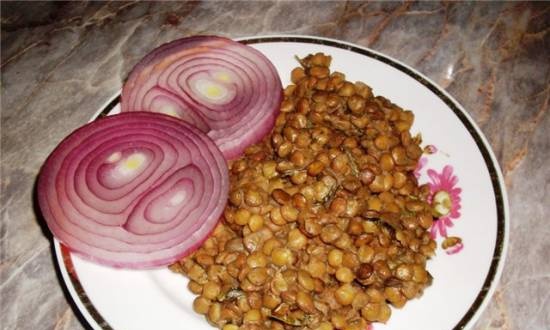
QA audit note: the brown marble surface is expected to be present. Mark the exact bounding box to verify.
[1,2,548,330]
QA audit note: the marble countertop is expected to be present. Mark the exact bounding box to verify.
[1,2,548,330]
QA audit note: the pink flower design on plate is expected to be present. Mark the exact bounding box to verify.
[445,241,464,255]
[414,145,436,179]
[414,156,428,179]
[425,144,438,154]
[427,165,462,240]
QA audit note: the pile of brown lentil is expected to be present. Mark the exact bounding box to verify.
[170,53,437,330]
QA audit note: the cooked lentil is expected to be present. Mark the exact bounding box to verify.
[442,236,462,250]
[170,52,436,329]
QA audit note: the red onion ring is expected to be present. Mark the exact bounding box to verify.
[121,36,282,159]
[38,112,229,269]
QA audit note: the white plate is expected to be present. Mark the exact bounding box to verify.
[53,35,509,330]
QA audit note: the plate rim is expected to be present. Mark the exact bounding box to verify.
[53,34,510,330]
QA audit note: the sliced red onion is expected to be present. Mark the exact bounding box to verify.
[121,36,282,159]
[38,112,229,269]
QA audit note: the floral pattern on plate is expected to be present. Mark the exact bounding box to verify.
[416,146,464,255]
